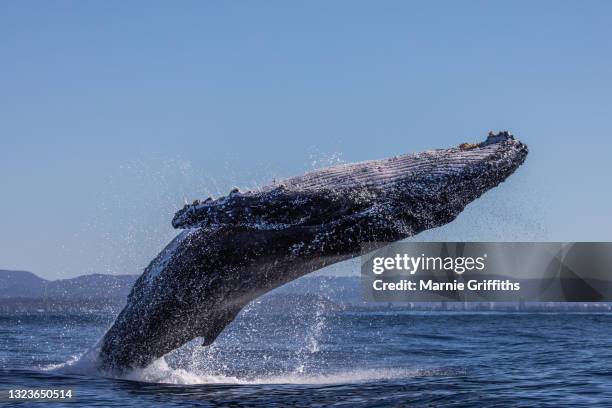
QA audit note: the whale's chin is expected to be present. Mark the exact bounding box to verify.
[98,131,528,372]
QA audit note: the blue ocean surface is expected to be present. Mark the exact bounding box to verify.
[1,307,612,407]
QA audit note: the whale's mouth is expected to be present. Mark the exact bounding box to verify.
[99,131,528,372]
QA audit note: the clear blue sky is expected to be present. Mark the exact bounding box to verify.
[1,1,611,279]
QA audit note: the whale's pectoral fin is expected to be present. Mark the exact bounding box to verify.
[200,306,242,347]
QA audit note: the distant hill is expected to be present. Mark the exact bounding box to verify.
[0,269,138,299]
[0,270,47,298]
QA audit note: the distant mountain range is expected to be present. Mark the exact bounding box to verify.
[2,269,606,314]
[0,269,138,300]
[0,269,361,301]
[0,269,355,314]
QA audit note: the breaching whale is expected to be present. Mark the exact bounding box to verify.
[98,131,528,372]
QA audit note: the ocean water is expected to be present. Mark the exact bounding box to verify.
[1,308,612,407]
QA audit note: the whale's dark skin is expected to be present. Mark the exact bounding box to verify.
[98,132,528,372]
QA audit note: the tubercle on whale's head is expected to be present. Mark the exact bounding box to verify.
[480,130,516,146]
[171,131,528,232]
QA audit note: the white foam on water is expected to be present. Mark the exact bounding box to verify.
[120,358,424,385]
[43,345,431,386]
[44,351,442,385]
[41,345,103,377]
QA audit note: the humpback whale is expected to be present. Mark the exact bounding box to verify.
[98,131,528,372]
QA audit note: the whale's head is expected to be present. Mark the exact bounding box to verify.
[172,131,528,244]
[99,131,527,372]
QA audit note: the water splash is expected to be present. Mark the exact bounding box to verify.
[62,149,348,280]
[308,149,345,170]
[121,359,426,385]
[46,287,361,385]
[46,350,428,385]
